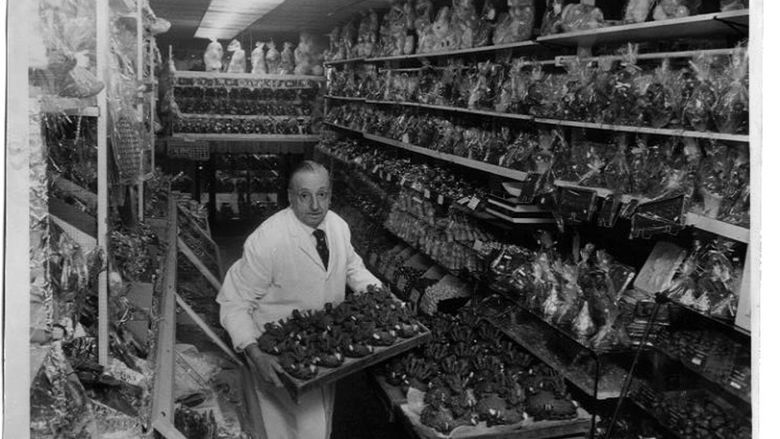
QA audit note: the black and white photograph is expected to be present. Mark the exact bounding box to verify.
[4,0,773,438]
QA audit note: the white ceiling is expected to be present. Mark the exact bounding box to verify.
[150,0,389,43]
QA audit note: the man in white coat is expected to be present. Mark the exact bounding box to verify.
[217,160,382,439]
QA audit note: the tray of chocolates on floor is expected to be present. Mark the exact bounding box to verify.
[256,285,432,401]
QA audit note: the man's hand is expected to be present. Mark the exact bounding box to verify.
[245,343,284,388]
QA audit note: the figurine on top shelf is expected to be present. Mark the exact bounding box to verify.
[414,0,435,53]
[265,41,281,74]
[226,39,246,73]
[493,0,535,44]
[430,6,459,52]
[624,0,655,23]
[452,0,488,49]
[295,32,323,76]
[540,0,565,35]
[280,42,295,74]
[325,26,342,61]
[356,9,380,57]
[379,0,413,56]
[251,42,267,74]
[653,0,701,20]
[560,3,605,32]
[204,38,223,72]
[341,19,358,59]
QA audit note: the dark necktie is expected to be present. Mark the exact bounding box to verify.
[313,229,329,270]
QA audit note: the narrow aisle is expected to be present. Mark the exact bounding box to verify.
[215,234,413,439]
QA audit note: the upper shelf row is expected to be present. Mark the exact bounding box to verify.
[324,9,749,66]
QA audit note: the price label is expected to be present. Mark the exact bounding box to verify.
[402,133,410,144]
[386,173,392,182]
[424,189,431,199]
[457,197,470,205]
[437,195,444,205]
[691,356,703,366]
[729,381,743,390]
[372,165,381,174]
[467,197,481,210]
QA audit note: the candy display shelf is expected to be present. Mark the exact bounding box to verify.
[171,133,320,142]
[536,9,749,48]
[357,99,747,142]
[324,56,366,66]
[324,95,366,102]
[324,121,364,134]
[366,40,541,63]
[534,117,749,143]
[363,133,530,181]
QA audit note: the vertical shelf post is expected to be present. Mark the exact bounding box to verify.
[137,0,145,221]
[97,0,110,366]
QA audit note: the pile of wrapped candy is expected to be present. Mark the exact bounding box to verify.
[343,47,749,135]
[663,238,744,320]
[490,236,636,350]
[331,104,750,226]
[323,0,743,62]
[173,115,315,135]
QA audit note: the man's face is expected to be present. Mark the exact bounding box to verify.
[289,170,331,228]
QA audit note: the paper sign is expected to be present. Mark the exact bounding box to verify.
[457,197,470,205]
[437,195,444,205]
[467,197,481,210]
[424,189,431,199]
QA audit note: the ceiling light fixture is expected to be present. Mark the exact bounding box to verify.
[194,0,285,40]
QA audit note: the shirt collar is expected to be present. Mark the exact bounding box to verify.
[288,207,330,236]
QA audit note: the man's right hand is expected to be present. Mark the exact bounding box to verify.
[245,343,284,388]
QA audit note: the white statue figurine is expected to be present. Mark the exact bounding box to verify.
[204,38,223,72]
[226,39,246,73]
[265,41,281,74]
[280,42,295,74]
[251,42,267,74]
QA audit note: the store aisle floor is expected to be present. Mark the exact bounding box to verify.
[214,234,413,439]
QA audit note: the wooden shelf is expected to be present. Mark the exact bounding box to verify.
[173,70,325,81]
[177,113,312,120]
[150,196,178,433]
[324,95,366,102]
[324,56,366,66]
[534,118,749,143]
[324,121,364,134]
[171,133,320,142]
[364,133,529,181]
[536,9,749,48]
[362,99,744,141]
[684,213,749,243]
[366,40,539,63]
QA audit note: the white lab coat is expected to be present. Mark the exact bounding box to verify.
[217,207,381,439]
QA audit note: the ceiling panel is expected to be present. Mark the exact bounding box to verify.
[149,0,390,43]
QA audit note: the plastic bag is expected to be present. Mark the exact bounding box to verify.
[540,0,566,36]
[603,45,643,126]
[604,134,631,192]
[493,0,535,44]
[560,59,596,121]
[653,0,700,20]
[560,3,605,32]
[639,59,682,128]
[682,54,718,131]
[697,141,730,217]
[624,0,656,23]
[718,144,750,226]
[721,0,746,11]
[713,47,749,134]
